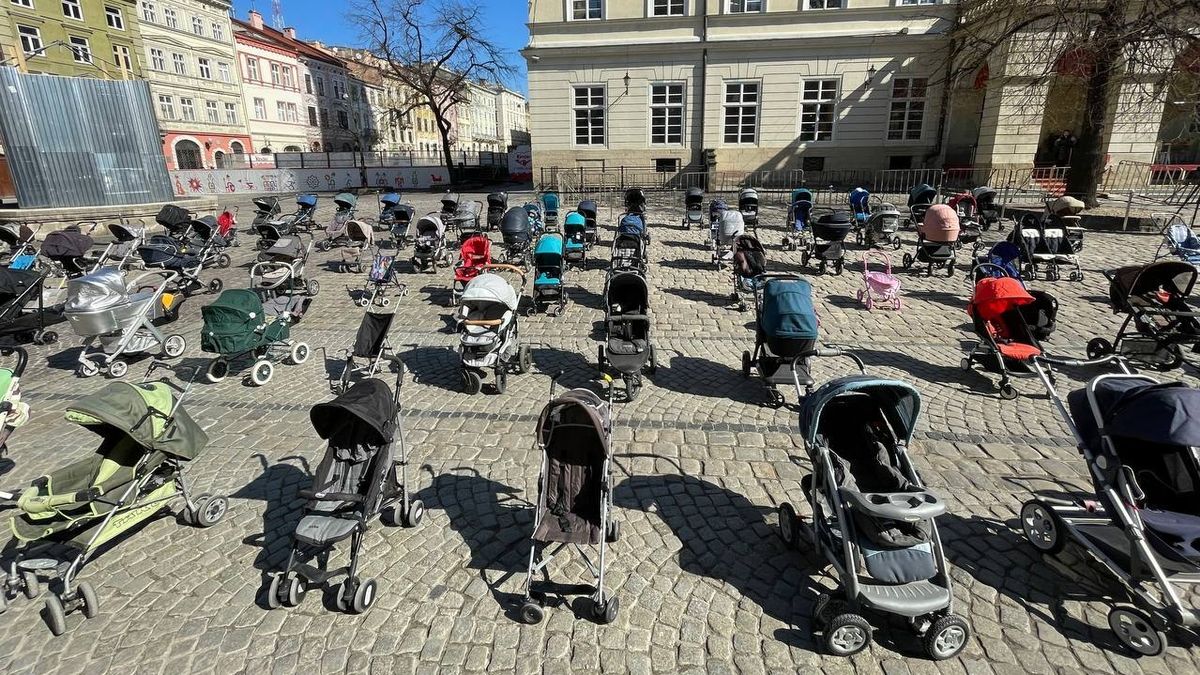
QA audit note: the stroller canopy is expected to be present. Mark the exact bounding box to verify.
[618,213,645,237]
[800,376,922,446]
[487,192,508,208]
[564,212,586,234]
[1051,196,1085,217]
[156,204,191,231]
[607,271,649,312]
[719,210,746,239]
[296,194,318,208]
[685,187,704,206]
[65,381,207,460]
[501,207,531,239]
[311,378,395,450]
[850,188,870,209]
[949,193,977,214]
[334,192,357,211]
[710,199,728,216]
[577,200,598,219]
[190,215,217,240]
[347,219,372,243]
[813,212,854,241]
[739,188,759,205]
[380,192,401,207]
[540,192,560,211]
[0,222,34,247]
[264,236,305,262]
[66,268,128,313]
[761,279,818,340]
[1111,261,1197,308]
[416,215,446,239]
[969,277,1034,321]
[463,272,521,311]
[920,204,960,243]
[972,186,998,204]
[908,183,937,206]
[253,196,280,213]
[43,228,94,259]
[535,233,565,258]
[980,242,1023,279]
[1069,379,1200,453]
[791,188,814,204]
[625,188,646,210]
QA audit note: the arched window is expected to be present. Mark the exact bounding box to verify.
[230,141,244,155]
[260,147,272,154]
[311,142,321,151]
[214,150,226,168]
[175,139,203,170]
[283,145,301,152]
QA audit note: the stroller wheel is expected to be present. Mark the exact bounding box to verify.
[43,594,67,636]
[493,368,508,394]
[519,600,544,625]
[517,345,532,374]
[998,383,1018,400]
[162,334,186,358]
[193,494,229,528]
[1086,337,1113,360]
[960,357,972,372]
[216,253,232,269]
[824,613,872,657]
[107,360,128,379]
[741,351,752,378]
[306,279,321,296]
[1108,606,1166,658]
[289,343,310,365]
[21,570,41,600]
[946,263,955,278]
[77,359,100,378]
[75,581,99,620]
[892,236,901,250]
[357,297,371,308]
[834,260,844,276]
[768,389,785,408]
[351,578,378,614]
[380,296,391,307]
[777,503,800,549]
[250,360,274,386]
[403,499,425,528]
[206,358,230,383]
[461,369,482,395]
[208,278,224,294]
[1020,499,1067,555]
[265,575,282,609]
[282,574,306,608]
[591,595,619,625]
[923,614,970,660]
[605,519,621,543]
[902,253,913,269]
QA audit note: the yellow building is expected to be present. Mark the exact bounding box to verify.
[1,0,145,79]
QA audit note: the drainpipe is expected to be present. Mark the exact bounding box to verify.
[699,11,709,191]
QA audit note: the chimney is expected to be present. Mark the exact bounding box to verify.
[248,10,263,30]
[283,27,296,39]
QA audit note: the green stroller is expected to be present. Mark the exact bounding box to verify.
[201,289,311,386]
[0,374,227,635]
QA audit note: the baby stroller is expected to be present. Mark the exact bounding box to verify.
[577,200,600,247]
[138,234,223,296]
[251,234,320,298]
[518,381,619,625]
[1013,196,1085,281]
[487,192,508,230]
[610,232,647,277]
[374,192,406,233]
[849,188,871,243]
[267,369,423,615]
[599,270,656,401]
[961,275,1044,399]
[777,372,970,660]
[624,188,647,220]
[533,234,567,316]
[1020,368,1200,657]
[903,204,959,277]
[456,266,532,395]
[446,199,484,241]
[859,251,902,311]
[334,311,400,393]
[742,275,818,406]
[0,375,226,636]
[784,188,814,252]
[1154,213,1200,264]
[155,204,192,240]
[731,234,766,312]
[0,268,64,345]
[972,243,1060,341]
[251,197,281,229]
[682,188,704,230]
[200,288,310,386]
[564,212,588,270]
[865,203,902,250]
[540,192,560,230]
[1086,261,1200,370]
[389,204,417,248]
[93,222,146,271]
[185,216,233,270]
[500,206,535,267]
[739,188,759,233]
[256,194,318,249]
[948,192,982,253]
[971,186,1003,231]
[714,210,744,270]
[339,219,374,274]
[216,206,239,247]
[808,211,853,276]
[65,269,186,378]
[907,183,938,229]
[0,223,39,271]
[316,192,359,252]
[42,226,96,279]
[410,214,452,273]
[357,252,406,308]
[709,199,728,233]
[0,347,29,467]
[451,232,492,307]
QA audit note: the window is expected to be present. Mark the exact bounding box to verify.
[727,0,762,11]
[172,53,186,75]
[112,44,132,72]
[68,36,90,63]
[286,103,298,123]
[270,63,280,85]
[723,82,759,144]
[651,0,684,15]
[571,0,601,20]
[316,76,325,96]
[799,78,838,142]
[17,26,42,55]
[889,155,913,170]
[180,97,195,121]
[252,97,266,119]
[105,6,124,29]
[217,62,230,82]
[163,7,176,28]
[807,0,843,7]
[150,48,165,70]
[572,85,605,145]
[650,83,684,145]
[141,1,155,22]
[198,57,211,79]
[12,0,33,7]
[887,77,927,141]
[231,141,244,155]
[175,140,202,169]
[655,158,680,172]
[158,94,175,119]
[205,100,219,123]
[276,100,287,121]
[337,110,349,128]
[282,66,294,88]
[62,0,82,20]
[192,16,203,35]
[307,106,318,126]
[211,21,224,41]
[899,0,937,4]
[246,57,259,81]
[225,102,238,123]
[333,79,344,99]
[304,74,313,94]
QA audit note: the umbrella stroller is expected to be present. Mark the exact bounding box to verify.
[971,243,1060,341]
[0,268,63,345]
[487,192,508,230]
[374,191,404,233]
[65,269,187,379]
[267,370,424,614]
[907,184,938,229]
[972,186,1003,231]
[94,222,147,271]
[42,226,95,279]
[334,311,401,393]
[339,219,375,274]
[849,188,871,243]
[540,192,560,229]
[451,232,493,306]
[564,212,588,269]
[251,234,320,298]
[410,214,452,273]
[0,347,29,468]
[731,234,766,312]
[599,271,656,401]
[858,251,902,311]
[739,188,760,233]
[742,276,818,406]
[784,188,814,252]
[610,232,647,277]
[518,382,620,626]
[138,235,223,297]
[1154,213,1200,264]
[316,192,359,252]
[533,234,567,316]
[865,203,902,250]
[577,200,599,247]
[961,275,1044,399]
[1086,261,1200,370]
[216,206,239,248]
[357,251,406,309]
[0,375,226,636]
[777,373,970,660]
[903,204,959,277]
[500,206,535,267]
[0,223,39,271]
[1019,370,1200,657]
[807,211,853,275]
[200,288,311,386]
[389,204,416,248]
[682,188,704,230]
[714,210,745,270]
[456,266,532,395]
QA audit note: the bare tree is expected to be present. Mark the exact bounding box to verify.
[949,0,1199,206]
[350,0,514,180]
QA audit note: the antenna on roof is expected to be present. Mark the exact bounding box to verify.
[271,0,285,30]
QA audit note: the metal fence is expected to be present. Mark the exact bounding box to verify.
[1101,160,1199,204]
[233,150,509,170]
[0,66,172,208]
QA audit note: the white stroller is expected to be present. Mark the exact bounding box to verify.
[252,234,320,298]
[339,219,374,274]
[713,210,745,270]
[455,266,532,395]
[410,214,452,273]
[64,268,187,378]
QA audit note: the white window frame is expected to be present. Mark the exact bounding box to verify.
[571,84,606,147]
[205,100,219,123]
[163,7,177,28]
[172,52,186,75]
[61,0,82,21]
[68,36,91,63]
[191,16,204,36]
[17,26,42,55]
[648,82,685,146]
[198,57,211,79]
[112,44,132,72]
[180,97,196,121]
[158,94,175,120]
[270,63,281,85]
[252,97,266,119]
[895,0,937,4]
[726,0,763,13]
[276,100,287,122]
[217,62,230,82]
[566,0,603,21]
[798,77,840,143]
[224,102,238,124]
[804,0,845,9]
[647,0,685,17]
[211,21,224,41]
[105,6,125,29]
[149,48,164,71]
[12,0,34,8]
[886,76,928,142]
[722,80,760,146]
[245,57,259,82]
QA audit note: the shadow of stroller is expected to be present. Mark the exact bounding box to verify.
[417,283,453,308]
[570,285,606,312]
[905,289,968,310]
[657,257,713,272]
[661,239,711,252]
[400,345,462,392]
[531,346,600,391]
[231,453,312,609]
[851,347,995,395]
[662,287,735,309]
[651,353,762,405]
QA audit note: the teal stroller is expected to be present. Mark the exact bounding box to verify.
[541,193,560,230]
[564,212,588,270]
[532,235,567,316]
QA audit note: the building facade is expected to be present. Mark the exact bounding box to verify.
[139,0,250,170]
[231,11,306,153]
[1,0,145,79]
[466,82,502,153]
[494,86,529,151]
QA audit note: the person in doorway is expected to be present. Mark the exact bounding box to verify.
[1052,129,1077,166]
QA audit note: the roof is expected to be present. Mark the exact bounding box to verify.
[232,18,346,68]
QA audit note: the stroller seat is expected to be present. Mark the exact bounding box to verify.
[294,427,378,547]
[533,413,606,546]
[535,273,561,287]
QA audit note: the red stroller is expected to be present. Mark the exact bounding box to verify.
[961,275,1043,400]
[450,233,492,306]
[217,207,239,247]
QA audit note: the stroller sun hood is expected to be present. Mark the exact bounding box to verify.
[311,378,395,448]
[800,376,922,446]
[66,381,207,460]
[1069,379,1200,451]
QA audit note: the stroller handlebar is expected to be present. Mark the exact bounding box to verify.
[1035,354,1131,373]
[0,346,28,378]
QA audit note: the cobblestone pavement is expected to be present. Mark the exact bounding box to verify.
[1,190,1198,674]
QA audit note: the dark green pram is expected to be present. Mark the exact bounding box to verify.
[201,289,311,386]
[0,378,226,635]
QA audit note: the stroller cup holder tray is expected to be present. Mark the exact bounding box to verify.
[841,489,945,521]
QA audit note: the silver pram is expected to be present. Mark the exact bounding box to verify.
[251,234,320,297]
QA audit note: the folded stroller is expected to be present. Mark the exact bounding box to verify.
[610,232,647,277]
[972,186,1003,231]
[456,266,532,394]
[1154,213,1200,264]
[739,188,759,233]
[42,226,96,279]
[961,276,1044,399]
[0,347,30,466]
[487,192,508,230]
[808,211,853,275]
[1021,372,1200,657]
[358,251,406,308]
[577,200,599,247]
[410,214,451,273]
[731,234,766,312]
[533,234,567,316]
[972,242,1059,342]
[778,374,970,660]
[1087,261,1200,370]
[784,188,814,252]
[907,184,938,229]
[541,192,560,230]
[849,187,871,243]
[0,223,39,271]
[714,210,744,270]
[200,288,310,386]
[316,192,359,252]
[742,276,818,406]
[138,234,223,296]
[903,204,959,277]
[0,376,226,636]
[865,203,902,250]
[267,370,423,614]
[335,311,399,393]
[500,207,535,267]
[251,234,319,298]
[340,219,374,274]
[682,188,704,230]
[93,222,146,271]
[518,383,618,625]
[599,270,656,401]
[0,268,63,345]
[451,232,492,306]
[859,251,902,311]
[65,269,186,379]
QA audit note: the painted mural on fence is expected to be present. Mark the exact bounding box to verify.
[168,166,450,196]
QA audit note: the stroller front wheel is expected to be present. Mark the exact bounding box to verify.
[250,360,274,386]
[1020,499,1067,555]
[208,279,223,294]
[192,494,228,528]
[107,360,128,379]
[289,343,310,365]
[519,600,544,625]
[306,279,321,296]
[206,358,229,383]
[1108,606,1166,657]
[357,297,371,308]
[591,595,619,625]
[777,502,800,549]
[824,613,872,656]
[461,368,482,395]
[923,614,970,660]
[216,253,232,269]
[351,577,378,614]
[43,594,67,636]
[162,334,186,358]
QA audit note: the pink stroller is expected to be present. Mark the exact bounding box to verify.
[857,250,902,310]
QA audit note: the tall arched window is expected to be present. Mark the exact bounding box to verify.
[214,150,226,168]
[174,140,203,169]
[230,141,244,155]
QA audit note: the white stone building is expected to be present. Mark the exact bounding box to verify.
[494,86,528,151]
[231,12,307,154]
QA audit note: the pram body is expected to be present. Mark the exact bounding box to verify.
[339,219,375,274]
[456,267,531,394]
[1087,261,1200,370]
[742,276,818,405]
[500,206,535,267]
[859,251,902,311]
[599,270,656,401]
[907,183,938,229]
[714,210,745,269]
[865,203,902,250]
[961,275,1044,399]
[808,211,853,275]
[251,234,320,298]
[784,188,814,252]
[0,268,64,345]
[682,188,704,230]
[42,226,95,279]
[563,212,588,269]
[410,214,451,273]
[731,234,766,312]
[533,234,567,316]
[200,288,311,386]
[739,188,759,232]
[451,233,492,306]
[316,192,359,252]
[487,192,508,230]
[1154,213,1200,264]
[904,204,958,277]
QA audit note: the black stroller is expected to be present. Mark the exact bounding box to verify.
[577,200,600,247]
[500,207,534,267]
[335,311,399,394]
[971,186,1003,231]
[1087,261,1200,370]
[806,211,853,275]
[155,204,193,239]
[267,370,423,614]
[138,235,223,296]
[487,192,508,230]
[41,226,95,279]
[251,197,282,230]
[610,233,647,277]
[599,271,657,401]
[907,183,937,229]
[1012,196,1085,282]
[519,381,619,625]
[624,188,647,220]
[682,188,704,230]
[739,188,759,234]
[256,194,317,249]
[0,268,63,345]
[742,275,818,406]
[375,192,408,233]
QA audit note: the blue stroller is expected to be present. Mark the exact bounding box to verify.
[742,275,818,406]
[850,188,871,245]
[784,188,814,251]
[1154,214,1200,264]
[375,192,406,233]
[533,234,567,316]
[540,193,560,230]
[564,212,588,269]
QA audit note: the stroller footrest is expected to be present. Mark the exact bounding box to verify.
[841,488,945,521]
[857,579,951,617]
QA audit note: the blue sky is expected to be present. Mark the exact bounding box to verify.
[232,0,529,93]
